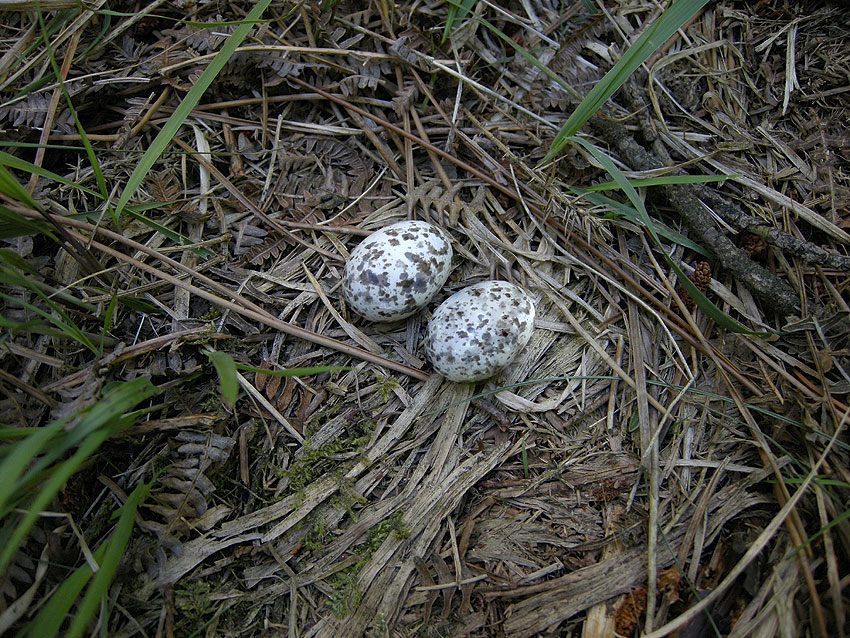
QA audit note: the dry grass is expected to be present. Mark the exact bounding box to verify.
[0,0,848,636]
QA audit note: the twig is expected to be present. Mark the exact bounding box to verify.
[587,114,801,317]
[699,190,850,271]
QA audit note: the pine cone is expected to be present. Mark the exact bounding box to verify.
[690,261,712,293]
[741,234,767,258]
[677,261,712,314]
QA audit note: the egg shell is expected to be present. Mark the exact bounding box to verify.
[342,220,453,322]
[425,280,535,382]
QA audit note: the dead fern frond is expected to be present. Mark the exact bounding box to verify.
[142,430,235,564]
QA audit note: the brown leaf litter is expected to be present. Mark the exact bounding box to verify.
[0,0,848,636]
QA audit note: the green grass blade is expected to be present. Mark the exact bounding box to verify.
[234,363,350,376]
[0,378,158,572]
[207,351,348,405]
[0,247,40,274]
[542,0,710,163]
[583,173,735,191]
[21,543,109,638]
[476,15,579,100]
[0,427,42,440]
[112,296,161,314]
[123,208,216,259]
[0,206,55,239]
[442,0,477,43]
[64,378,159,443]
[3,8,77,95]
[66,480,152,638]
[0,418,66,515]
[112,1,274,220]
[0,428,112,573]
[0,317,100,344]
[0,151,102,199]
[11,410,143,504]
[102,294,117,335]
[578,190,709,256]
[9,394,142,494]
[66,204,215,259]
[570,136,758,334]
[35,8,107,199]
[207,350,239,405]
[0,290,96,353]
[0,165,40,210]
[792,506,850,555]
[0,262,97,353]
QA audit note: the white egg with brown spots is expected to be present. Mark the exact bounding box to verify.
[425,280,535,382]
[342,220,453,322]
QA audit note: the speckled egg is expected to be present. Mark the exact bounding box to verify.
[342,220,453,322]
[424,281,535,382]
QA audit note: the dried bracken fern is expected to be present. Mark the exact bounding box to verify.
[136,431,236,574]
[0,92,75,130]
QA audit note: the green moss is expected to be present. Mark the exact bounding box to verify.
[315,510,410,618]
[199,394,222,413]
[337,478,367,512]
[363,510,409,553]
[175,579,215,630]
[279,418,375,496]
[301,514,332,552]
[219,600,252,632]
[199,306,221,321]
[84,499,120,542]
[304,400,344,435]
[348,422,374,449]
[149,452,172,477]
[328,566,362,618]
[373,374,399,403]
[367,613,389,638]
[280,440,346,493]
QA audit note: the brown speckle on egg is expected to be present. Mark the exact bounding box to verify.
[342,220,453,322]
[424,280,535,382]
